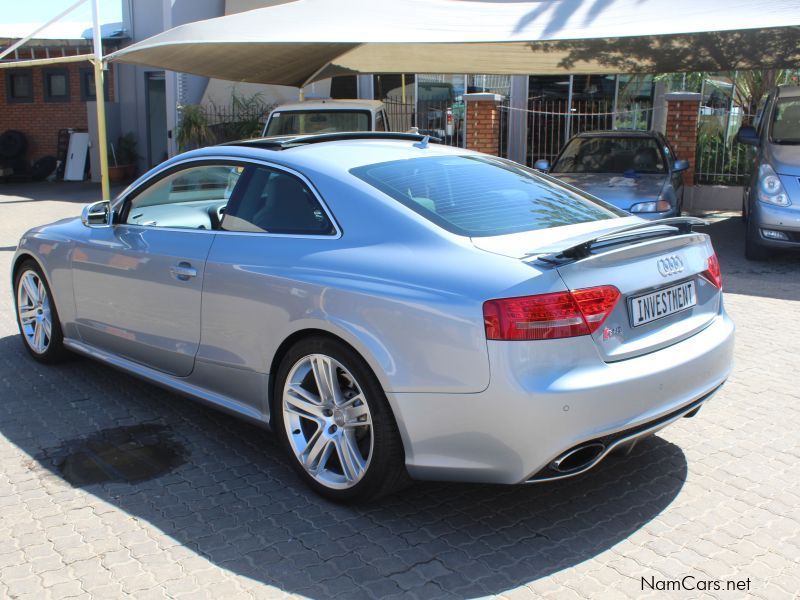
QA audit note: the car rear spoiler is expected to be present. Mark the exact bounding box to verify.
[527,217,709,264]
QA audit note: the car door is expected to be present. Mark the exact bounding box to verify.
[71,161,245,376]
[196,162,339,410]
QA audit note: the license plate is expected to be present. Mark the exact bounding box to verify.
[630,280,696,327]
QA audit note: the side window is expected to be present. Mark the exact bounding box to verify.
[375,111,388,132]
[222,166,335,235]
[126,164,244,229]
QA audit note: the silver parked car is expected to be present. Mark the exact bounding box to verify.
[12,132,734,502]
[737,85,800,260]
[536,131,690,219]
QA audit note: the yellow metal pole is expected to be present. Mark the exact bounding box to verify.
[92,58,110,200]
[91,0,110,200]
[401,73,406,104]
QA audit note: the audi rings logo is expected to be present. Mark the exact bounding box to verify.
[657,255,684,277]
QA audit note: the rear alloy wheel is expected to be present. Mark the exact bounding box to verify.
[14,261,68,363]
[275,337,406,502]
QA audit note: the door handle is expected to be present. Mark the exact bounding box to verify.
[170,262,197,281]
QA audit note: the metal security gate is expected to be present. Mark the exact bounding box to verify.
[695,107,755,185]
[527,98,653,166]
[382,98,465,147]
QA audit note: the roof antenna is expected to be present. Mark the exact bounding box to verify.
[413,135,430,149]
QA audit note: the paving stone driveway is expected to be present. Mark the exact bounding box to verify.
[0,183,798,599]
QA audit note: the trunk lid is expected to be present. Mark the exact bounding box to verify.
[472,218,721,362]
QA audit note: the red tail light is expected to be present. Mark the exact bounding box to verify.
[483,286,620,341]
[702,252,723,289]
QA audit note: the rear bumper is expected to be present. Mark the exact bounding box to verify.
[388,310,734,484]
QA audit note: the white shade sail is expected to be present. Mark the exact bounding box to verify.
[109,0,800,86]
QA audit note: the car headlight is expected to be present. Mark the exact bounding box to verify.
[757,164,791,207]
[630,200,671,213]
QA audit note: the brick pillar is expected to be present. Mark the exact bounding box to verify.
[664,92,701,187]
[464,93,503,156]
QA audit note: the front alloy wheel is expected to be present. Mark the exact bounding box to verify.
[14,261,68,363]
[17,269,53,354]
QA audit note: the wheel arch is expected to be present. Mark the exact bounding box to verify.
[266,325,412,471]
[268,327,388,417]
[11,251,39,283]
[11,252,52,301]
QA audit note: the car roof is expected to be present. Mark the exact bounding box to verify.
[269,99,385,113]
[776,85,800,98]
[181,135,479,175]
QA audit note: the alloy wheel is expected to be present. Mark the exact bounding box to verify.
[17,270,52,355]
[282,353,374,490]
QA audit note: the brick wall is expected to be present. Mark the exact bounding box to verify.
[465,94,503,155]
[0,47,114,165]
[664,92,701,187]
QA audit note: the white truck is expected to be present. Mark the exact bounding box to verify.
[261,99,390,137]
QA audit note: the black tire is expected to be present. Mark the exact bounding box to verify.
[0,130,28,159]
[745,218,771,261]
[31,156,57,181]
[273,336,408,503]
[13,260,69,363]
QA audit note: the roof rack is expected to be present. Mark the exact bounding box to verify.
[221,131,442,151]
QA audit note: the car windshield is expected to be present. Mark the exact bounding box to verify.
[265,110,370,136]
[552,136,667,174]
[351,155,625,237]
[770,98,800,144]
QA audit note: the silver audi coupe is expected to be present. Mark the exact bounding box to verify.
[12,133,734,502]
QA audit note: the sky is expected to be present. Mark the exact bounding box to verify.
[0,0,123,39]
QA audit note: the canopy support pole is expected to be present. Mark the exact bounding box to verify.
[90,0,111,201]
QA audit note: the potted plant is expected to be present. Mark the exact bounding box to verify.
[176,104,213,150]
[117,132,139,179]
[107,133,138,183]
[107,143,127,183]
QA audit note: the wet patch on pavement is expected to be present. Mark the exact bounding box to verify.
[37,423,187,486]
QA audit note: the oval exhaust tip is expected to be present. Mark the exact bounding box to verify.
[551,442,606,473]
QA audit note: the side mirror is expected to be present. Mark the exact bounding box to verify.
[81,200,112,228]
[736,126,759,147]
[673,159,690,172]
[534,159,550,172]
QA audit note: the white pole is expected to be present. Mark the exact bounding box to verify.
[91,0,111,201]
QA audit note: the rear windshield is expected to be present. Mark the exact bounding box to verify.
[265,110,371,136]
[553,136,666,174]
[771,98,800,144]
[351,155,624,237]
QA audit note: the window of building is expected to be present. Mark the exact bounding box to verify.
[6,70,33,103]
[330,75,358,99]
[43,68,70,102]
[80,68,109,101]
